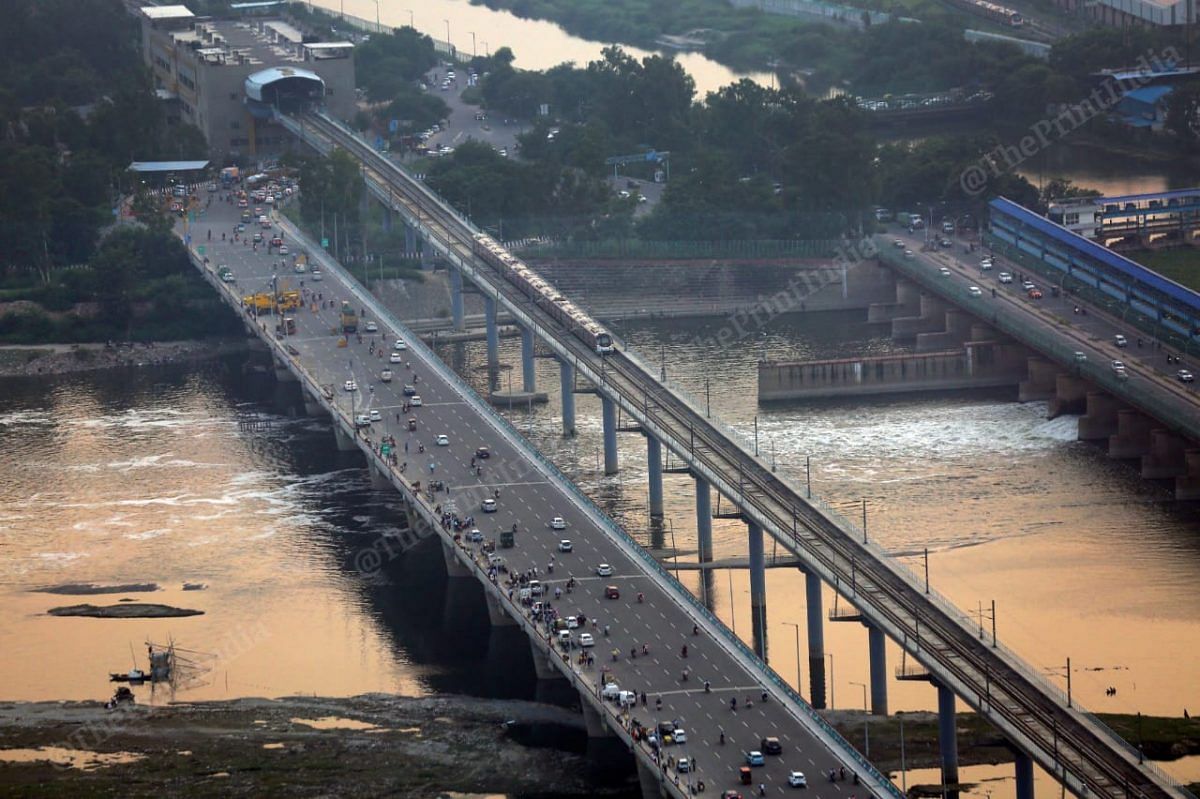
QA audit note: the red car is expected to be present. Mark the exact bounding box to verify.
[604,585,619,599]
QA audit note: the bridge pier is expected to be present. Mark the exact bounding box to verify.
[636,758,667,799]
[1048,372,1088,419]
[748,520,767,660]
[805,567,826,708]
[484,294,500,370]
[521,325,537,393]
[333,425,358,452]
[1176,449,1200,500]
[560,359,576,436]
[484,590,517,627]
[647,435,664,518]
[1142,428,1188,479]
[449,268,465,331]
[529,638,560,680]
[381,205,392,233]
[602,395,619,475]
[273,357,297,382]
[1015,749,1035,799]
[695,476,713,565]
[1018,357,1056,402]
[1108,409,1154,460]
[302,396,324,417]
[936,680,960,787]
[441,540,472,578]
[868,623,888,716]
[368,460,392,490]
[580,702,612,739]
[1078,391,1123,441]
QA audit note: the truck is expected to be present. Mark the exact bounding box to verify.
[500,530,515,548]
[276,290,301,312]
[340,301,358,334]
[242,293,274,314]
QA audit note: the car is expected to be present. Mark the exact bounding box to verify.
[466,528,484,542]
[278,245,289,255]
[788,771,808,788]
[761,736,782,755]
[558,539,573,552]
[1022,280,1036,291]
[1112,360,1126,372]
[1115,334,1128,347]
[380,369,393,382]
[938,267,951,277]
[980,256,994,267]
[1028,289,1043,299]
[998,272,1013,283]
[236,223,246,232]
[403,384,416,395]
[1178,369,1194,383]
[238,198,249,208]
[482,498,498,513]
[410,395,422,407]
[475,446,490,459]
[270,237,283,247]
[294,262,306,274]
[579,632,595,647]
[903,249,914,259]
[1074,351,1087,363]
[746,751,765,767]
[368,409,382,422]
[979,259,993,271]
[619,190,631,199]
[893,239,905,248]
[939,237,953,248]
[364,321,378,333]
[676,757,692,774]
[550,516,567,530]
[435,434,449,446]
[390,352,403,363]
[968,286,983,297]
[311,269,323,281]
[207,182,218,192]
[673,728,687,744]
[252,232,263,243]
[344,379,357,392]
[393,339,408,351]
[354,414,371,427]
[604,585,620,599]
[722,792,744,799]
[596,563,613,577]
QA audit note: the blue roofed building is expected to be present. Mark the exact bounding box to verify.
[1115,85,1173,130]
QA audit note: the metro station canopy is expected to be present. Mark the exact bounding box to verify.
[244,66,324,112]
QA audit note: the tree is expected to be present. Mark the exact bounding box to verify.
[1166,80,1200,146]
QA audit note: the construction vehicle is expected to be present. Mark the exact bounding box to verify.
[276,317,296,336]
[242,293,274,314]
[276,290,301,312]
[340,301,358,334]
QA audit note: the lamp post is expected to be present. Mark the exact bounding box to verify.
[827,653,835,710]
[850,681,869,756]
[444,18,450,49]
[404,8,413,27]
[470,31,476,58]
[783,622,802,696]
[371,0,379,29]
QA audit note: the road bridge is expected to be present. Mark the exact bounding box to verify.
[268,109,1190,799]
[185,184,899,799]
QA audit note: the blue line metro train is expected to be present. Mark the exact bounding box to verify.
[472,233,615,355]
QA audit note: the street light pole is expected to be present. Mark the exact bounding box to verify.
[827,653,835,710]
[405,8,414,27]
[850,681,869,756]
[783,622,802,696]
[371,0,379,29]
[470,31,476,58]
[443,19,450,50]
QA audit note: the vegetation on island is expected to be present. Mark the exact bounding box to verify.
[0,0,236,344]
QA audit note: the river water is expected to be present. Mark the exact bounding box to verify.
[1,310,1197,789]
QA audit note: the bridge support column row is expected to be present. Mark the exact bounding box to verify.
[602,395,619,475]
[937,680,960,786]
[695,477,713,564]
[1015,749,1035,799]
[560,359,576,436]
[748,520,767,660]
[805,567,826,708]
[521,326,536,393]
[449,268,465,331]
[647,435,664,518]
[484,295,499,371]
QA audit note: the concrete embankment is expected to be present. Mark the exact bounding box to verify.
[0,340,248,378]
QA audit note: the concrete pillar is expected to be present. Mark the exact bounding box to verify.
[441,540,472,578]
[404,223,417,256]
[1175,449,1200,501]
[637,758,666,799]
[1078,391,1123,441]
[937,680,960,786]
[302,396,324,417]
[1109,409,1154,459]
[580,702,612,738]
[748,520,767,660]
[695,476,713,564]
[602,395,619,475]
[1015,749,1035,799]
[1142,429,1188,479]
[868,623,888,716]
[333,425,358,452]
[560,359,576,436]
[484,591,517,627]
[1048,372,1088,419]
[647,435,664,518]
[521,325,536,393]
[805,567,827,709]
[484,294,499,371]
[273,358,297,382]
[381,205,392,233]
[529,638,560,680]
[368,461,392,490]
[1018,357,1057,403]
[449,268,465,331]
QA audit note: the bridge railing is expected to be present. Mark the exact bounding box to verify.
[270,163,905,799]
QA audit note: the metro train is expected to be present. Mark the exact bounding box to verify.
[472,233,615,355]
[947,0,1023,25]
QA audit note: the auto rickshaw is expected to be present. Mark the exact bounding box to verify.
[407,417,417,431]
[739,766,753,785]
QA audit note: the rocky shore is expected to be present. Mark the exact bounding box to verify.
[0,340,247,378]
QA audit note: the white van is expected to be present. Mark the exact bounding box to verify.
[380,369,393,383]
[557,630,572,650]
[601,682,621,701]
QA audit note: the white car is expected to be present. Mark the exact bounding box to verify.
[369,409,382,422]
[393,339,408,351]
[903,249,914,259]
[410,395,423,407]
[1022,280,1036,291]
[673,728,687,744]
[466,528,484,542]
[788,771,808,788]
[558,539,572,552]
[364,321,378,333]
[1114,334,1128,347]
[354,414,371,427]
[550,516,567,530]
[579,632,594,647]
[293,262,306,274]
[435,434,449,446]
[390,352,403,363]
[311,270,323,281]
[998,272,1012,283]
[938,266,951,277]
[481,498,498,513]
[596,563,613,577]
[278,244,289,255]
[344,380,358,392]
[968,286,983,298]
